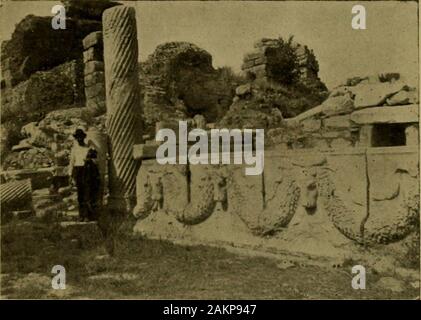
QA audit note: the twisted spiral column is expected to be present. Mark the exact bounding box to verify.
[103,6,142,213]
[0,179,32,212]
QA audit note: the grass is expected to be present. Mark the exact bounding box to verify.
[1,220,418,299]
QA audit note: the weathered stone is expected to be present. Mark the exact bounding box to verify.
[321,95,354,116]
[294,105,323,122]
[356,125,373,147]
[247,64,267,77]
[84,61,104,75]
[386,89,418,106]
[323,115,352,129]
[244,51,264,61]
[235,83,252,97]
[58,186,73,197]
[405,124,419,146]
[11,139,32,151]
[330,138,352,148]
[353,82,408,108]
[1,15,101,85]
[85,83,105,99]
[350,105,418,124]
[321,130,351,139]
[83,47,103,63]
[329,86,354,98]
[311,138,330,149]
[241,60,256,70]
[254,56,268,65]
[86,100,106,115]
[84,72,104,87]
[301,118,321,132]
[82,31,103,50]
[1,61,85,123]
[139,42,235,125]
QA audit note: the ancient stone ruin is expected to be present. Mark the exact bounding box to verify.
[0,2,419,273]
[139,42,236,134]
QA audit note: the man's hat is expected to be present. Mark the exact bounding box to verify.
[73,128,87,140]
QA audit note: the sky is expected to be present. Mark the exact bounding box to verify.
[0,1,419,89]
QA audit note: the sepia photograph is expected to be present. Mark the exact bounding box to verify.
[0,0,419,302]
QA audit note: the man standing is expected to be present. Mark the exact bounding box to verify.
[69,129,91,221]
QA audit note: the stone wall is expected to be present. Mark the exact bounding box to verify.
[1,60,85,124]
[83,31,106,116]
[269,76,419,149]
[241,38,325,90]
[132,73,419,266]
[0,15,101,88]
[133,146,419,266]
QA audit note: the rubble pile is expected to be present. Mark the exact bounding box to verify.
[218,38,328,129]
[139,42,237,134]
[2,148,55,171]
[0,0,116,168]
[269,74,419,149]
[1,61,85,124]
[32,187,79,222]
[0,0,119,87]
[2,108,105,171]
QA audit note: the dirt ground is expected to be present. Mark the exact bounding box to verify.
[0,220,419,300]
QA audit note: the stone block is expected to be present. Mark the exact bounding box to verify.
[83,31,103,50]
[301,118,321,132]
[84,61,104,75]
[244,51,263,61]
[235,83,252,97]
[405,124,419,146]
[85,83,105,99]
[248,64,267,78]
[1,16,101,86]
[321,95,354,116]
[84,71,105,87]
[356,125,373,147]
[353,82,408,108]
[350,105,418,124]
[330,138,352,148]
[386,89,418,106]
[241,60,255,70]
[321,130,350,139]
[311,138,330,149]
[86,100,106,115]
[254,56,267,65]
[83,47,103,63]
[329,86,354,98]
[323,115,352,129]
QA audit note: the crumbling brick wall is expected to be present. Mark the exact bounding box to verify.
[241,38,325,90]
